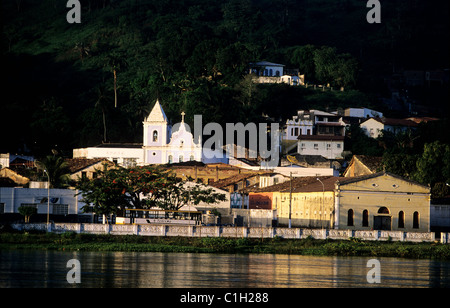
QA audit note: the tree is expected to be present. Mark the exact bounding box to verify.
[18,206,37,223]
[414,141,450,186]
[76,165,227,217]
[35,155,71,188]
[291,45,316,82]
[149,179,227,211]
[76,170,130,219]
[105,53,128,108]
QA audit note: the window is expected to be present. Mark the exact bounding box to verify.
[53,204,69,215]
[190,155,195,161]
[337,144,341,149]
[179,155,183,163]
[378,207,390,214]
[168,155,173,164]
[153,130,158,142]
[413,212,419,229]
[362,210,369,227]
[347,209,354,226]
[0,203,4,214]
[398,211,405,228]
[314,144,319,150]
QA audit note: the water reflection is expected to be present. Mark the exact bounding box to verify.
[0,250,449,288]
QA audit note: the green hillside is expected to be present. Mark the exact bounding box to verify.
[1,0,448,155]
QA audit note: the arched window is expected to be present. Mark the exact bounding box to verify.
[362,210,369,227]
[398,211,405,228]
[179,155,183,163]
[378,207,390,214]
[168,155,173,164]
[347,209,354,227]
[153,130,158,142]
[190,155,195,161]
[413,212,419,229]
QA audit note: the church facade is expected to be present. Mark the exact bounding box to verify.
[73,100,203,166]
[143,100,202,165]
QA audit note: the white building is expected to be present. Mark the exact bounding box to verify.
[360,117,418,139]
[73,144,144,166]
[297,135,345,160]
[0,187,87,218]
[284,110,346,142]
[249,61,285,77]
[143,100,202,165]
[73,100,205,166]
[344,107,383,119]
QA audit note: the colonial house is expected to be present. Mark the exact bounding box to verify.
[360,117,418,139]
[284,110,346,141]
[250,176,338,228]
[282,109,346,160]
[297,135,344,160]
[249,61,305,86]
[249,61,284,77]
[249,172,431,232]
[343,155,383,177]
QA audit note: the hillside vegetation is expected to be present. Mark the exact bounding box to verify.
[1,0,448,155]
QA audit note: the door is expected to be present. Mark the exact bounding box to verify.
[374,216,391,230]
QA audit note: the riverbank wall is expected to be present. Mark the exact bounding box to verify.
[10,223,450,244]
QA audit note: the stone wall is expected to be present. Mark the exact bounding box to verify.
[10,223,449,244]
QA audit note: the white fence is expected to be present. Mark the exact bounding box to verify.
[10,223,450,244]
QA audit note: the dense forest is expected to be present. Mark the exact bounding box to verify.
[1,0,449,156]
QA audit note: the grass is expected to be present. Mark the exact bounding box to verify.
[1,232,449,260]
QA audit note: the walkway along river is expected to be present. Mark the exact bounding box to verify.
[10,223,450,243]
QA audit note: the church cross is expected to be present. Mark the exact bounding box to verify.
[181,111,186,123]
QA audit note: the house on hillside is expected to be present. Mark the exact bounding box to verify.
[297,135,344,160]
[360,117,418,139]
[249,61,305,86]
[344,107,383,119]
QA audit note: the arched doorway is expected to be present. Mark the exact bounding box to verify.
[374,207,391,230]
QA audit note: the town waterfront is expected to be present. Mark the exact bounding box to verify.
[1,250,449,288]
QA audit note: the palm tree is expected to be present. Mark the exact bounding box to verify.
[105,53,128,108]
[95,85,110,143]
[35,155,71,188]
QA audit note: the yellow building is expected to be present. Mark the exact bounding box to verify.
[250,172,431,232]
[251,176,338,228]
[336,172,431,232]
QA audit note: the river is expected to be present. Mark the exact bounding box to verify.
[0,250,449,288]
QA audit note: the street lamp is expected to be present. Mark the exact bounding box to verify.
[43,169,50,229]
[316,178,325,229]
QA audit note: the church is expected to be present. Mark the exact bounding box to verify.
[143,100,202,165]
[73,100,206,166]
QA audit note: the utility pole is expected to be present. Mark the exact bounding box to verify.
[317,178,325,229]
[289,172,292,228]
